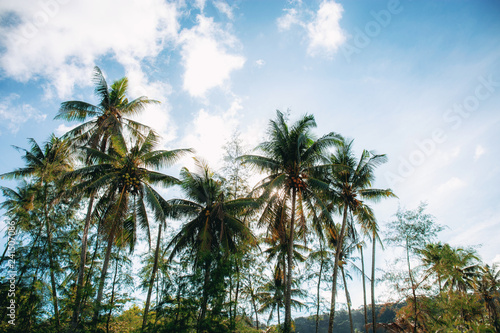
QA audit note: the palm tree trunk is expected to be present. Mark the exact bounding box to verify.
[229,273,233,326]
[316,245,324,333]
[16,225,43,285]
[341,266,354,333]
[234,262,241,328]
[371,230,376,333]
[81,218,104,316]
[328,205,349,333]
[142,223,163,332]
[250,286,259,330]
[406,238,417,333]
[27,260,43,331]
[44,198,61,332]
[106,256,120,333]
[198,260,211,333]
[93,229,116,329]
[285,187,297,333]
[72,193,95,329]
[0,234,10,265]
[360,245,368,333]
[278,303,281,330]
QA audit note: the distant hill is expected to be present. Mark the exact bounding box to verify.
[294,303,403,333]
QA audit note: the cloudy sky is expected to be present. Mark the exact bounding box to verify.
[1,0,499,308]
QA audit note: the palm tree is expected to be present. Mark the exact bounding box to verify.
[241,110,341,332]
[306,239,333,333]
[240,265,266,330]
[55,66,158,152]
[356,242,368,333]
[476,264,500,331]
[325,220,363,333]
[325,138,395,333]
[67,130,188,329]
[166,159,257,332]
[440,245,479,294]
[1,135,75,332]
[419,243,448,292]
[257,265,306,329]
[55,66,159,329]
[370,227,383,333]
[0,181,35,267]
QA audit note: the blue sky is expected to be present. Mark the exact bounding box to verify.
[1,0,500,309]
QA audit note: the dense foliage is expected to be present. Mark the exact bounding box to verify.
[1,68,498,333]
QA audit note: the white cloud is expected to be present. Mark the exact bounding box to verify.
[306,0,346,57]
[277,7,301,31]
[0,0,180,98]
[255,59,266,67]
[178,15,245,97]
[436,176,466,194]
[276,0,346,58]
[194,0,206,11]
[122,60,177,146]
[474,145,486,160]
[214,1,234,20]
[493,254,500,265]
[181,107,240,169]
[0,94,47,134]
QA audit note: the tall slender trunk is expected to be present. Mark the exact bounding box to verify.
[234,263,241,328]
[16,226,43,285]
[26,259,43,331]
[285,187,297,333]
[315,244,324,333]
[229,272,233,326]
[277,303,281,330]
[80,228,102,319]
[44,186,60,332]
[92,229,116,329]
[249,280,259,330]
[406,238,417,333]
[328,205,349,333]
[360,245,368,333]
[371,230,376,333]
[46,219,61,331]
[0,232,10,265]
[341,265,354,333]
[72,194,95,329]
[254,300,259,331]
[198,260,211,333]
[106,256,120,333]
[175,282,181,328]
[142,223,163,332]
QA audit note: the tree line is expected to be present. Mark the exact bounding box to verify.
[0,67,498,333]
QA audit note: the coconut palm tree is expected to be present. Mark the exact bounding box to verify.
[475,264,500,331]
[441,245,480,294]
[325,138,395,333]
[0,181,36,267]
[240,110,341,332]
[1,135,75,332]
[356,242,368,333]
[55,66,158,152]
[67,130,189,329]
[419,242,448,292]
[370,227,384,333]
[257,265,306,329]
[166,159,257,332]
[55,66,159,329]
[325,219,363,333]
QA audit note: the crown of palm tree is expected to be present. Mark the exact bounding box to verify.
[167,159,258,267]
[55,66,159,152]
